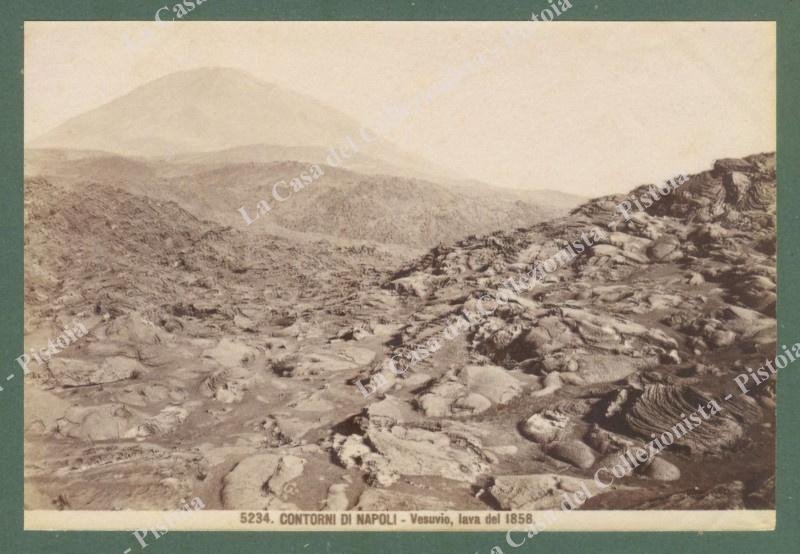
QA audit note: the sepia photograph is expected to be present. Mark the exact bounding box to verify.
[20,18,777,536]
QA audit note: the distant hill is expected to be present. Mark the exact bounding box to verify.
[164,161,582,248]
[28,67,454,183]
[26,145,584,249]
[165,143,445,181]
[25,148,157,185]
[447,180,587,216]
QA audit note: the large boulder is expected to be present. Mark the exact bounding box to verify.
[521,411,570,444]
[459,365,523,404]
[202,338,259,368]
[221,453,306,509]
[547,440,597,469]
[417,365,523,417]
[333,425,490,487]
[489,474,604,510]
[49,356,142,387]
[56,404,136,441]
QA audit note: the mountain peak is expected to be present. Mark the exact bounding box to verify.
[29,67,358,157]
[29,67,456,181]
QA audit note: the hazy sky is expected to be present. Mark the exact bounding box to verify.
[25,21,775,196]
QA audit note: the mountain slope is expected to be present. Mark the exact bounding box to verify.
[28,67,455,182]
[25,149,583,249]
[162,161,573,248]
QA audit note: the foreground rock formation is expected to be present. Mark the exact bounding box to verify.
[24,153,775,511]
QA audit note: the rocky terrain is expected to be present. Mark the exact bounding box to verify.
[25,149,581,249]
[24,152,775,512]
